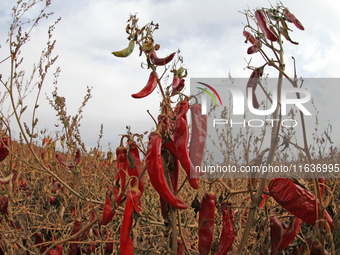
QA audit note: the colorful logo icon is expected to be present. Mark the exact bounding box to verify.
[196,82,223,106]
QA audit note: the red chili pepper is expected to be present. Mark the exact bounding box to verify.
[270,216,283,255]
[120,186,142,254]
[146,132,187,209]
[0,197,8,215]
[173,101,199,189]
[284,8,304,30]
[278,217,302,251]
[246,66,264,109]
[69,220,81,254]
[55,149,81,168]
[163,139,180,192]
[79,210,96,241]
[215,206,235,255]
[150,50,175,66]
[255,10,278,42]
[126,141,145,194]
[177,239,184,255]
[51,179,59,193]
[189,103,207,176]
[259,187,269,208]
[34,233,46,253]
[243,31,257,44]
[98,191,115,225]
[0,136,9,162]
[198,192,215,255]
[48,245,63,255]
[104,238,114,254]
[115,144,127,206]
[50,197,55,205]
[81,243,95,254]
[243,31,262,55]
[269,178,334,230]
[131,71,158,99]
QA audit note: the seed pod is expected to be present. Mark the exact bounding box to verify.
[111,40,135,57]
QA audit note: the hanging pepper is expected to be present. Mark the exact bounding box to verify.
[98,191,115,226]
[69,220,81,254]
[172,67,186,93]
[198,192,215,255]
[270,216,283,255]
[131,71,158,99]
[163,139,180,192]
[255,10,278,42]
[146,132,187,209]
[246,66,264,109]
[269,178,334,230]
[48,245,63,255]
[150,50,175,66]
[177,239,184,255]
[55,149,81,168]
[278,217,302,251]
[284,8,304,30]
[243,31,262,54]
[189,103,207,176]
[120,185,142,254]
[0,136,9,162]
[126,141,145,194]
[173,101,199,189]
[34,233,46,253]
[215,206,235,255]
[115,143,127,206]
[111,40,135,57]
[0,197,8,215]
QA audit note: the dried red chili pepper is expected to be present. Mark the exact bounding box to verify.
[70,220,81,254]
[51,179,59,193]
[98,191,114,225]
[243,31,257,44]
[104,239,114,254]
[115,143,127,206]
[269,178,334,230]
[198,192,215,255]
[0,136,9,162]
[48,245,63,255]
[270,216,283,255]
[34,233,46,253]
[126,141,144,194]
[131,71,158,99]
[0,197,8,215]
[259,187,269,208]
[246,66,264,109]
[120,185,142,254]
[255,10,278,42]
[79,210,96,241]
[215,206,235,255]
[278,217,302,251]
[146,132,187,209]
[150,50,175,66]
[177,239,184,255]
[81,243,95,254]
[55,149,81,168]
[284,8,304,30]
[173,101,199,189]
[189,103,207,176]
[243,31,262,54]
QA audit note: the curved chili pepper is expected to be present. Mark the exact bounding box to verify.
[150,50,175,66]
[246,66,264,109]
[81,243,95,254]
[243,31,257,44]
[198,192,215,255]
[255,10,278,42]
[269,178,334,230]
[215,206,235,255]
[131,71,158,99]
[189,103,207,176]
[111,40,135,57]
[243,31,262,55]
[126,141,145,194]
[115,145,127,206]
[284,8,304,30]
[98,191,114,226]
[146,132,187,209]
[270,216,283,255]
[48,245,63,255]
[173,101,199,189]
[278,217,302,251]
[70,220,81,254]
[0,197,8,215]
[0,136,9,162]
[34,233,46,253]
[120,186,142,254]
[55,149,81,168]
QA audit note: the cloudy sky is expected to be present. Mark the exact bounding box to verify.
[0,0,339,153]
